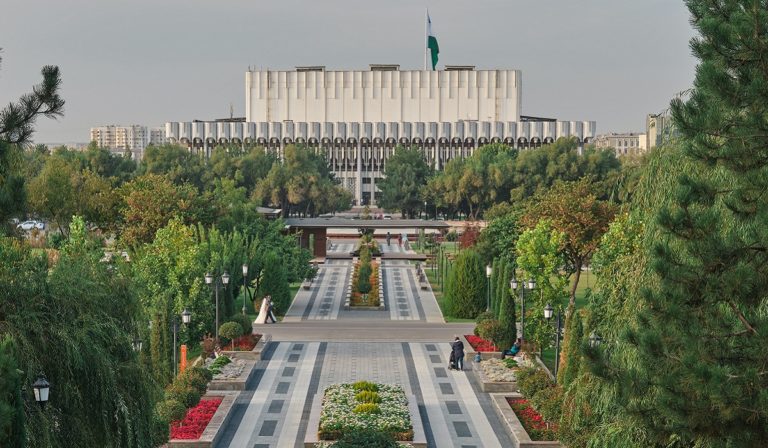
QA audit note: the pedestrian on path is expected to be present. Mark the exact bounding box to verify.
[266,296,277,323]
[452,336,465,371]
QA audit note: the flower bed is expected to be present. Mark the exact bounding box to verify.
[170,398,223,440]
[480,358,518,382]
[465,334,498,352]
[351,260,380,307]
[229,333,260,351]
[318,382,413,441]
[506,398,557,441]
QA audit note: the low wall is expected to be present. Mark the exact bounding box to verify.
[473,361,519,393]
[167,391,238,448]
[491,393,562,448]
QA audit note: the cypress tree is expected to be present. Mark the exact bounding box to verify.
[258,251,291,314]
[490,257,500,313]
[496,265,516,351]
[591,2,768,445]
[494,257,507,315]
[445,250,486,318]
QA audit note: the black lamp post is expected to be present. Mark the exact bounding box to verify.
[241,263,249,315]
[485,265,493,311]
[172,308,192,377]
[32,374,50,408]
[544,303,562,378]
[511,276,536,346]
[205,271,230,343]
[132,337,143,352]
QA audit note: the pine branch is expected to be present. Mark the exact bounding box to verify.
[728,300,758,335]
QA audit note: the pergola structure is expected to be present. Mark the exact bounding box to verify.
[283,218,450,257]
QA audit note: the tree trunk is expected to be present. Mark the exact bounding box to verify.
[570,260,582,307]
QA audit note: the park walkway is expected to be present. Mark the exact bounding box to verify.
[216,239,512,447]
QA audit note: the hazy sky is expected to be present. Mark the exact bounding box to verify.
[1,0,697,144]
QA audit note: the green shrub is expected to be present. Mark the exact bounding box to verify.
[165,382,201,408]
[516,366,554,399]
[474,311,497,336]
[219,322,242,349]
[502,358,519,369]
[445,230,458,242]
[228,314,253,336]
[352,381,379,392]
[155,399,187,423]
[355,390,382,404]
[353,403,381,414]
[476,318,505,347]
[357,262,372,295]
[333,428,399,448]
[208,355,231,375]
[179,366,212,395]
[444,250,486,318]
[150,411,170,445]
[530,384,564,423]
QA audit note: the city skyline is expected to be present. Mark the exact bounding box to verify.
[1,0,696,143]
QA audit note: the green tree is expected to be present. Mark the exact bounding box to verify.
[444,250,487,318]
[257,251,291,314]
[521,178,616,306]
[515,220,568,352]
[141,144,207,190]
[586,2,768,445]
[0,336,24,447]
[377,146,433,217]
[475,205,520,266]
[496,264,516,351]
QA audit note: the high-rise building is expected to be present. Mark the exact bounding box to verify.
[166,65,596,205]
[89,125,166,159]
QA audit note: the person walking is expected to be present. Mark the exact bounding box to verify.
[452,336,465,371]
[266,296,277,323]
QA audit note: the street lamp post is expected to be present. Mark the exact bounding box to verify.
[32,374,50,409]
[485,265,492,311]
[172,308,192,377]
[511,276,536,347]
[242,263,249,315]
[589,331,603,347]
[544,303,562,378]
[205,271,230,343]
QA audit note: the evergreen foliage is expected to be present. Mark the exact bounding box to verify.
[376,146,434,218]
[0,336,24,447]
[444,250,487,318]
[497,264,516,351]
[258,251,290,314]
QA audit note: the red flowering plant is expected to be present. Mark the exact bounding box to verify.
[464,335,498,352]
[230,334,257,351]
[170,398,223,440]
[506,398,557,441]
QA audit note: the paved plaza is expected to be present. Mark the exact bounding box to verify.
[217,240,512,447]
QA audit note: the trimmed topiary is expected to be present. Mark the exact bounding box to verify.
[352,380,379,392]
[219,322,243,350]
[353,403,382,414]
[355,390,382,404]
[228,314,253,336]
[155,399,187,423]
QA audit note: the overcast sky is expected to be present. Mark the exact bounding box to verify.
[1,0,697,144]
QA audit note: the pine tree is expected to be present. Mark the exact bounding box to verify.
[596,2,768,445]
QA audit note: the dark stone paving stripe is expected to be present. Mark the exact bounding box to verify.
[429,354,442,364]
[405,267,427,321]
[434,367,448,378]
[402,343,436,448]
[453,421,472,438]
[301,268,327,320]
[293,342,327,448]
[267,399,284,413]
[275,381,290,394]
[439,383,454,395]
[215,342,278,447]
[259,420,278,436]
[446,400,462,414]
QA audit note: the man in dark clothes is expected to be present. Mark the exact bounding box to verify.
[452,336,465,371]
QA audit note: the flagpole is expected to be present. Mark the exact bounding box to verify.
[424,9,428,71]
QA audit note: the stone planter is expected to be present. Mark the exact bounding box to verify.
[491,393,563,448]
[461,335,503,360]
[207,353,258,391]
[220,334,271,361]
[303,393,427,448]
[473,360,519,393]
[167,392,238,448]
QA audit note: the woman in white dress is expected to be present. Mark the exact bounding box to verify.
[254,296,270,324]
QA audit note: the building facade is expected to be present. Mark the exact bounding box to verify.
[592,132,643,155]
[166,66,595,206]
[89,125,166,159]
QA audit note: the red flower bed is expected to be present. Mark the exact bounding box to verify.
[465,335,498,352]
[506,398,557,441]
[170,398,223,439]
[230,334,259,351]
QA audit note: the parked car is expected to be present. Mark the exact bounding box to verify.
[17,220,37,231]
[34,221,45,230]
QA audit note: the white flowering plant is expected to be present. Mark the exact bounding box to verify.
[318,383,413,441]
[481,358,518,382]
